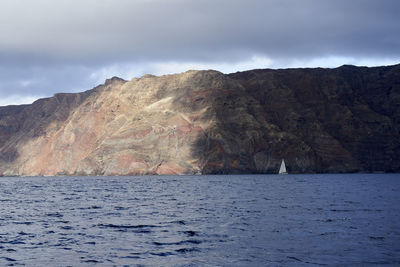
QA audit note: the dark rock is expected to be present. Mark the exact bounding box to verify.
[0,64,399,175]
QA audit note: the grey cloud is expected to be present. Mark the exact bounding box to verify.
[0,65,94,98]
[1,0,399,63]
[0,0,399,104]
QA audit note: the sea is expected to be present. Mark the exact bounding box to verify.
[0,174,399,266]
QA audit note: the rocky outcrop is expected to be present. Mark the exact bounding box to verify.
[0,64,399,175]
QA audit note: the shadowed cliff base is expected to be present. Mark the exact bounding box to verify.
[182,64,399,174]
[227,64,400,173]
[0,65,399,176]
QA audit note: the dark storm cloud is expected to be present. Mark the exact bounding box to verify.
[0,0,399,105]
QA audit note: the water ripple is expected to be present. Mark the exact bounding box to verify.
[0,174,399,266]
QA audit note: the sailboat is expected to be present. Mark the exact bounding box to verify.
[279,159,288,174]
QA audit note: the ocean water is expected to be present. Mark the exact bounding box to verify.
[0,174,399,266]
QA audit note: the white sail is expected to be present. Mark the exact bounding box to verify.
[279,159,287,174]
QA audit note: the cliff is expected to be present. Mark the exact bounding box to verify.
[0,64,399,175]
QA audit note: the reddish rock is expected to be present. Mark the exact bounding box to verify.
[154,162,186,175]
[0,65,399,176]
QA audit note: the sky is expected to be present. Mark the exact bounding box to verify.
[0,0,399,106]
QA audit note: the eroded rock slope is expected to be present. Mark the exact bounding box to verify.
[0,64,399,175]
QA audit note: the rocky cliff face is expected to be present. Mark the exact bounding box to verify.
[0,64,399,175]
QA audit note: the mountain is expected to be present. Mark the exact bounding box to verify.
[0,64,399,176]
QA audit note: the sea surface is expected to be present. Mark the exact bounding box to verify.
[0,174,399,266]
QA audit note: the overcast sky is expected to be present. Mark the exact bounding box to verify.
[1,0,399,106]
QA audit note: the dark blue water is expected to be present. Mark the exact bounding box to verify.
[0,174,399,266]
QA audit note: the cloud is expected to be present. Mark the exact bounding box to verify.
[0,0,399,106]
[150,56,274,75]
[86,55,274,80]
[0,95,44,106]
[1,0,399,63]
